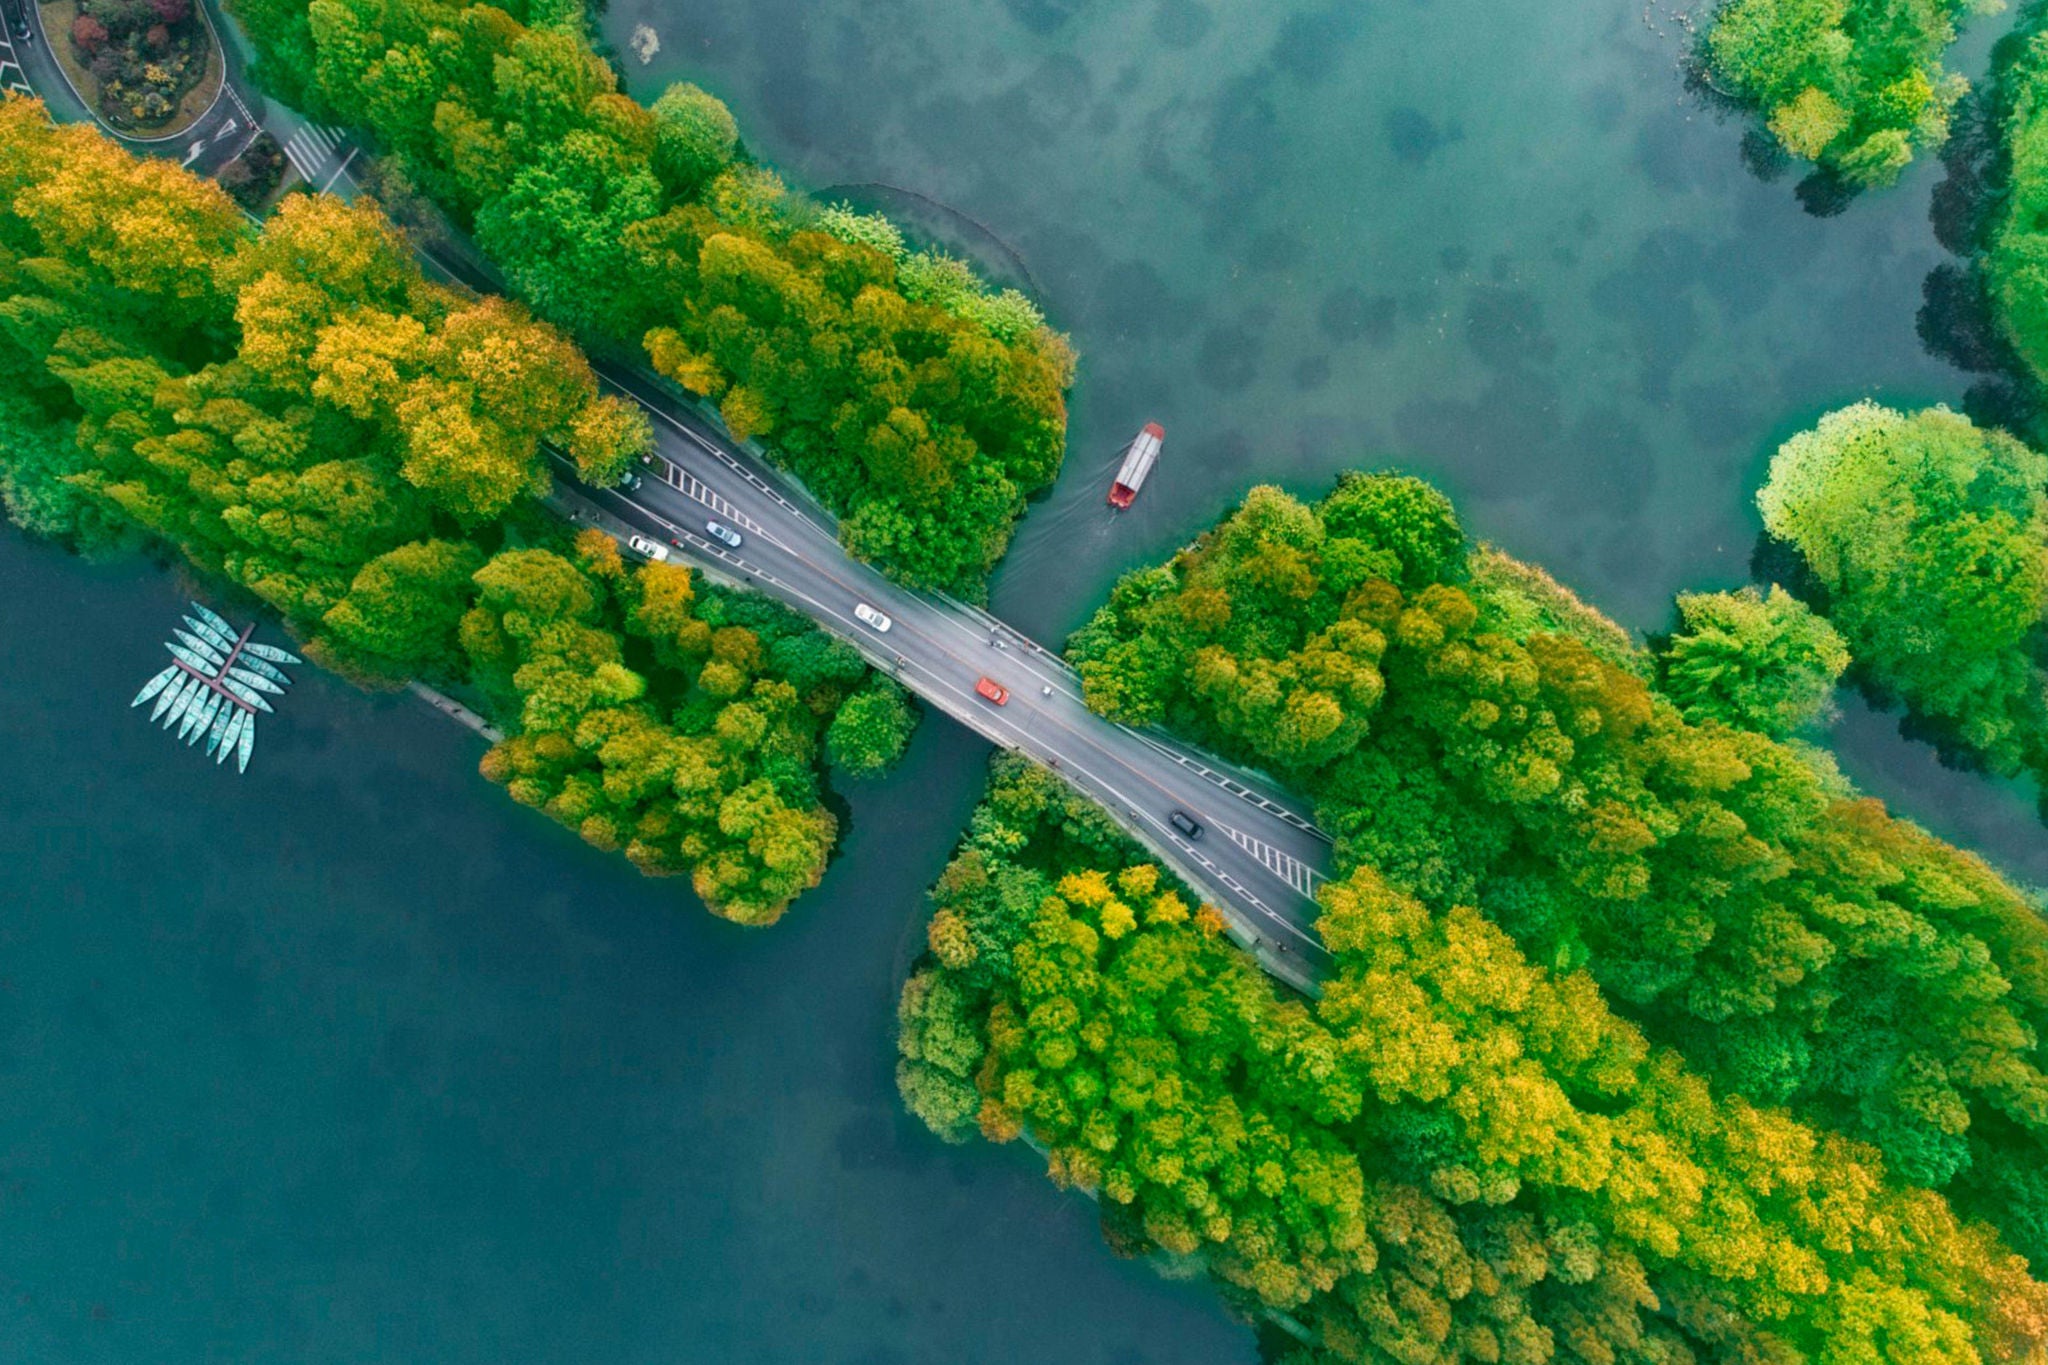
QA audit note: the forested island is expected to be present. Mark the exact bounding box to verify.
[0,102,917,924]
[903,473,2048,1363]
[229,0,1075,597]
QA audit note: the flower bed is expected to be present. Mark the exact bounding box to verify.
[45,0,218,134]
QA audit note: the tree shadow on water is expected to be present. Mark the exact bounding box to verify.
[1913,84,2045,436]
[1739,129,1791,184]
[1793,170,1860,218]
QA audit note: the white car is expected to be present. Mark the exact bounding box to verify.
[706,521,743,549]
[627,535,669,561]
[854,603,892,633]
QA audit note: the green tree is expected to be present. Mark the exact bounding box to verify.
[0,103,879,932]
[1757,401,2048,776]
[222,0,1075,596]
[315,538,488,679]
[1067,468,2048,1283]
[1656,585,1848,736]
[649,81,738,197]
[1706,0,1975,187]
[826,678,916,777]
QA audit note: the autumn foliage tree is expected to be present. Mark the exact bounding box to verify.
[901,753,2048,1362]
[0,97,910,925]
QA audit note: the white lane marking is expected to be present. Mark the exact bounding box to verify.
[599,374,830,537]
[317,145,358,193]
[282,122,345,179]
[565,380,1334,952]
[627,402,1330,843]
[1222,825,1325,897]
[655,458,762,535]
[1127,730,1330,840]
[0,30,30,95]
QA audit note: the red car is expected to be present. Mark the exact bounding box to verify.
[975,677,1009,706]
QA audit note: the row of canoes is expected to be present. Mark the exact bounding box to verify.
[129,602,302,773]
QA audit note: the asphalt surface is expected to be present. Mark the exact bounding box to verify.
[9,13,1338,991]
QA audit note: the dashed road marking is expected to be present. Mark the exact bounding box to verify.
[558,382,1340,980]
[1130,731,1329,839]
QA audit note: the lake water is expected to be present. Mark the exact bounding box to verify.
[0,532,1248,1361]
[4,0,2046,1360]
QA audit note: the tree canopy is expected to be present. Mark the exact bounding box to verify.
[1063,470,2048,1289]
[1655,585,1848,738]
[1705,0,1979,187]
[901,749,2048,1364]
[226,0,1074,596]
[1757,402,2048,790]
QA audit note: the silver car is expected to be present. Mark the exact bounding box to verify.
[706,521,743,549]
[627,535,669,561]
[854,603,892,633]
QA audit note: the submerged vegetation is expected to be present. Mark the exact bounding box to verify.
[226,0,1073,596]
[0,98,913,924]
[898,472,2048,1361]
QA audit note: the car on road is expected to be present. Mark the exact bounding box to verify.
[975,677,1009,706]
[627,535,669,561]
[1169,810,1203,839]
[854,603,892,633]
[615,471,643,491]
[706,521,743,549]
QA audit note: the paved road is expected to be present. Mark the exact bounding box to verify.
[552,368,1337,988]
[8,18,1338,991]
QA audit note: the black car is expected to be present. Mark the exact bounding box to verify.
[1169,810,1202,839]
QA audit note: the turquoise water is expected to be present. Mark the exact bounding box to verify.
[4,0,2046,1361]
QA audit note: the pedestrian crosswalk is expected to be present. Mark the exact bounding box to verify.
[281,122,346,181]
